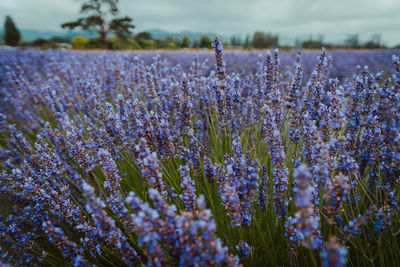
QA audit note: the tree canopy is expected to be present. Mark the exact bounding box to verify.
[199,36,212,48]
[252,32,278,48]
[3,16,21,46]
[61,0,134,49]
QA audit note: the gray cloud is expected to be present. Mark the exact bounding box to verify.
[1,0,399,46]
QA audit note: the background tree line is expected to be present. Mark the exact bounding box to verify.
[1,0,398,51]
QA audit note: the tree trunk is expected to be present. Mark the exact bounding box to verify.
[101,31,108,50]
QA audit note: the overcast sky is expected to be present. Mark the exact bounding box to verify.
[1,0,400,46]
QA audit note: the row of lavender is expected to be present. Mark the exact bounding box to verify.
[0,42,399,266]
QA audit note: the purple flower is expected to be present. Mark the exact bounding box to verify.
[263,105,288,218]
[42,220,87,266]
[285,216,299,265]
[203,156,216,183]
[98,148,122,195]
[259,165,270,211]
[82,182,139,265]
[236,241,251,258]
[293,164,322,250]
[212,36,226,81]
[135,137,173,199]
[179,165,198,212]
[325,174,349,226]
[320,236,348,267]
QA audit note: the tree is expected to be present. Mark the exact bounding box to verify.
[199,36,212,48]
[301,35,324,49]
[363,34,382,49]
[3,16,21,46]
[301,39,324,49]
[231,35,242,46]
[155,36,177,48]
[181,36,190,48]
[135,32,152,40]
[345,34,360,49]
[61,0,134,49]
[252,32,278,48]
[244,33,250,47]
[192,40,199,48]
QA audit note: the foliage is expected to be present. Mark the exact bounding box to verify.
[29,38,71,50]
[344,34,360,49]
[108,37,140,50]
[302,39,324,49]
[181,36,190,48]
[72,36,88,49]
[137,38,157,49]
[49,36,71,43]
[3,15,21,46]
[135,31,152,40]
[165,42,178,50]
[199,35,212,48]
[84,37,103,49]
[155,36,179,49]
[61,0,134,49]
[230,35,242,46]
[252,32,278,48]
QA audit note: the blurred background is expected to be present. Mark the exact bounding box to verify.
[0,0,399,50]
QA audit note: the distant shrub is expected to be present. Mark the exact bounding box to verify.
[138,38,157,49]
[41,42,60,50]
[85,37,103,49]
[165,42,178,50]
[363,41,382,49]
[72,36,88,49]
[30,38,58,50]
[32,38,49,47]
[50,36,70,43]
[18,41,33,48]
[302,40,324,49]
[109,37,140,50]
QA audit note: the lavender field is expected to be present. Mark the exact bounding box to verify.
[0,40,399,266]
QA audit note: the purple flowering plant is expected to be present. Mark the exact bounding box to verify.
[0,43,399,266]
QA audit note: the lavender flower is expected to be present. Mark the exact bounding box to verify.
[221,183,242,227]
[343,206,377,240]
[324,174,349,226]
[82,182,139,265]
[135,137,172,199]
[259,165,270,211]
[293,164,322,250]
[98,148,122,195]
[393,55,400,90]
[285,216,299,265]
[179,164,198,212]
[236,241,251,258]
[1,43,400,267]
[203,156,216,183]
[321,236,348,267]
[263,105,289,218]
[42,221,87,266]
[212,36,226,81]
